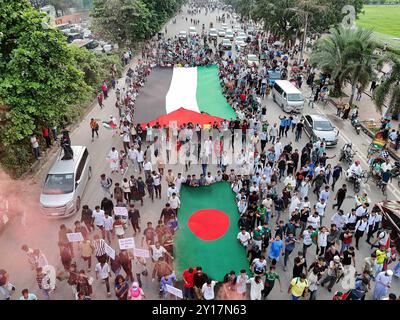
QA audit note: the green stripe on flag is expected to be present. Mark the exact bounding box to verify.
[174,182,249,281]
[196,65,237,120]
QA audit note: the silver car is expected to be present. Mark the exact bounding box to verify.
[40,146,92,217]
[302,114,339,146]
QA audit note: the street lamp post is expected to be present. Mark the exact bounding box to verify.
[299,11,308,64]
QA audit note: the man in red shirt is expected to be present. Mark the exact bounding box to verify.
[182,267,196,300]
[42,126,51,148]
[97,92,104,108]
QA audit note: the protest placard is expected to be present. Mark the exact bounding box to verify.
[166,284,183,299]
[104,242,115,260]
[114,207,128,217]
[133,248,150,258]
[119,237,135,250]
[66,232,84,242]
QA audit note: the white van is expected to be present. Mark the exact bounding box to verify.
[272,80,304,113]
[40,146,91,218]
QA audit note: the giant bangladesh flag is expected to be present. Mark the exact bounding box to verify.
[134,65,237,124]
[175,182,249,280]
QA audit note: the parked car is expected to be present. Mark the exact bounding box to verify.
[246,54,259,67]
[189,26,197,36]
[225,29,234,40]
[40,146,92,218]
[218,28,226,37]
[178,30,187,40]
[66,33,82,44]
[221,38,232,50]
[209,28,218,39]
[301,114,339,146]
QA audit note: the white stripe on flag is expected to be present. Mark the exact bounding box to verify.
[165,67,200,114]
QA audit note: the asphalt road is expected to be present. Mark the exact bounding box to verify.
[1,4,399,301]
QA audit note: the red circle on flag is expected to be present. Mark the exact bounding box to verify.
[188,209,230,241]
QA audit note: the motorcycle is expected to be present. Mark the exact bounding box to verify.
[346,172,362,193]
[339,143,355,166]
[351,114,361,135]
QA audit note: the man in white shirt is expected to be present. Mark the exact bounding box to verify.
[92,206,105,232]
[347,160,363,178]
[167,185,178,198]
[331,210,347,230]
[237,229,251,249]
[205,172,215,185]
[95,261,112,297]
[202,279,218,300]
[381,159,392,173]
[150,242,173,262]
[302,226,314,256]
[355,203,369,220]
[248,276,264,300]
[107,147,119,173]
[137,149,144,173]
[314,199,327,225]
[102,212,114,243]
[204,136,213,157]
[175,173,185,194]
[354,216,368,250]
[144,160,153,180]
[168,193,180,214]
[128,146,139,172]
[307,211,320,230]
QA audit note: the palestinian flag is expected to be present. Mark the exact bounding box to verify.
[134,65,236,125]
[175,182,249,280]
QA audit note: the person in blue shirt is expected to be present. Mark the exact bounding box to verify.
[268,235,284,263]
[284,232,298,271]
[278,116,286,138]
[160,272,177,299]
[331,164,343,191]
[284,117,292,137]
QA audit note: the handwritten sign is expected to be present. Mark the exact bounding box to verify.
[104,242,115,260]
[114,207,128,217]
[66,232,84,243]
[119,237,135,250]
[166,284,183,299]
[133,248,150,258]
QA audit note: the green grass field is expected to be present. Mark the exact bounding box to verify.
[356,5,400,49]
[357,5,400,37]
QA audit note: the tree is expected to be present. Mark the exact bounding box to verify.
[225,0,364,37]
[374,54,400,117]
[91,0,184,47]
[0,0,91,175]
[311,26,375,99]
[48,0,83,16]
[311,27,353,94]
[341,28,375,105]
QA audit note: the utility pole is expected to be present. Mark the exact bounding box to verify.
[299,11,308,65]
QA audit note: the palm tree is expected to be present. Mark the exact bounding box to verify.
[341,28,376,105]
[310,26,349,94]
[311,26,375,100]
[374,54,400,118]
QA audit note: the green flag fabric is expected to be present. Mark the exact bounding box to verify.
[174,182,249,280]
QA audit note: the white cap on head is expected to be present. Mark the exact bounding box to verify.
[386,270,393,276]
[379,232,386,239]
[333,256,340,262]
